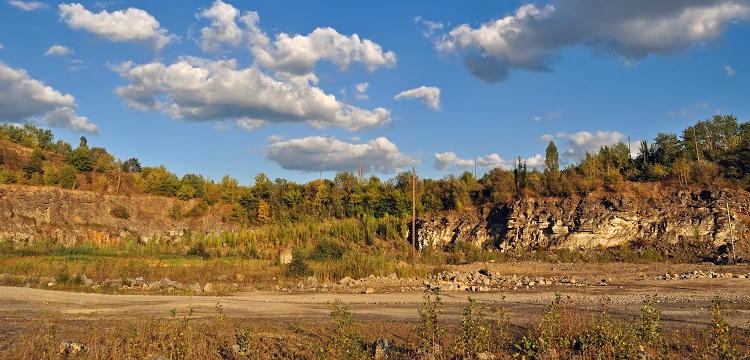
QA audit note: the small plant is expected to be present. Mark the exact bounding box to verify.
[459,297,489,357]
[168,203,183,220]
[110,205,130,219]
[186,242,210,259]
[418,287,445,353]
[328,299,364,359]
[710,297,739,360]
[631,295,662,346]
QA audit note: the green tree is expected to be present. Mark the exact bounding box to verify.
[67,146,93,172]
[143,165,179,197]
[544,141,561,195]
[58,165,77,189]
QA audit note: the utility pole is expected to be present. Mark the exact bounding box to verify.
[412,167,416,266]
[727,202,737,265]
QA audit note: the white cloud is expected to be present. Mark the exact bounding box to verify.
[394,86,441,110]
[723,64,736,76]
[196,0,244,52]
[113,57,392,131]
[58,3,176,50]
[431,1,750,82]
[355,82,369,100]
[252,26,396,76]
[266,135,417,173]
[44,45,74,56]
[8,0,48,11]
[0,44,4,50]
[0,63,97,133]
[434,152,543,171]
[542,131,625,163]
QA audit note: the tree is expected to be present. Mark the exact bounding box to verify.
[121,158,142,173]
[143,165,179,197]
[513,156,527,197]
[67,146,93,172]
[58,165,77,189]
[257,199,271,222]
[544,141,561,195]
[79,136,88,149]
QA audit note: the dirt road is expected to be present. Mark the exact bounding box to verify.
[1,262,749,330]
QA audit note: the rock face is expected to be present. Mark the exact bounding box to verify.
[0,184,236,244]
[415,187,750,256]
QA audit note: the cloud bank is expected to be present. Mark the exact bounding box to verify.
[430,0,750,82]
[113,57,391,131]
[434,152,543,171]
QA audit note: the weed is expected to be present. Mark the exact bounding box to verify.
[418,287,445,353]
[327,299,365,359]
[459,297,490,357]
[710,297,739,360]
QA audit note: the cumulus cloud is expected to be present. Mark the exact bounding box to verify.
[196,0,245,52]
[434,152,543,171]
[58,3,176,50]
[8,0,48,11]
[394,86,441,110]
[192,1,396,75]
[542,131,625,163]
[113,57,391,131]
[266,135,417,173]
[0,63,98,133]
[253,27,397,76]
[355,82,369,100]
[431,0,750,82]
[723,64,736,76]
[44,45,74,56]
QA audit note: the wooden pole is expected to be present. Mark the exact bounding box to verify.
[412,167,416,266]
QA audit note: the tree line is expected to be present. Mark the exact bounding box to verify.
[0,114,748,225]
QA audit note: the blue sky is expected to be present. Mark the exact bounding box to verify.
[1,0,748,185]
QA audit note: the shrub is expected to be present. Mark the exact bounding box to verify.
[459,297,489,357]
[110,205,130,219]
[310,239,346,261]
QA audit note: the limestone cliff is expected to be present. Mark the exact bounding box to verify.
[415,185,750,260]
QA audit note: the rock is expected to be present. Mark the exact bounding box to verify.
[364,287,375,294]
[372,338,392,359]
[339,276,354,285]
[218,275,228,282]
[59,341,85,355]
[387,272,398,280]
[235,273,245,282]
[80,275,94,286]
[278,248,293,265]
[307,276,318,285]
[203,283,214,292]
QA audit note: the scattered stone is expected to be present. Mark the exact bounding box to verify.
[364,287,375,294]
[372,338,392,359]
[218,275,228,282]
[339,276,354,285]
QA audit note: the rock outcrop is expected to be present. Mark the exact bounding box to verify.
[0,184,236,244]
[415,186,750,257]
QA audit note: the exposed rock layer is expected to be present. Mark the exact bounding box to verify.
[416,186,750,257]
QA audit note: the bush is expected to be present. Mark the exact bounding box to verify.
[186,242,210,259]
[110,205,130,219]
[310,239,346,262]
[286,256,313,277]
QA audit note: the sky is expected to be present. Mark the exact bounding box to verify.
[0,0,748,185]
